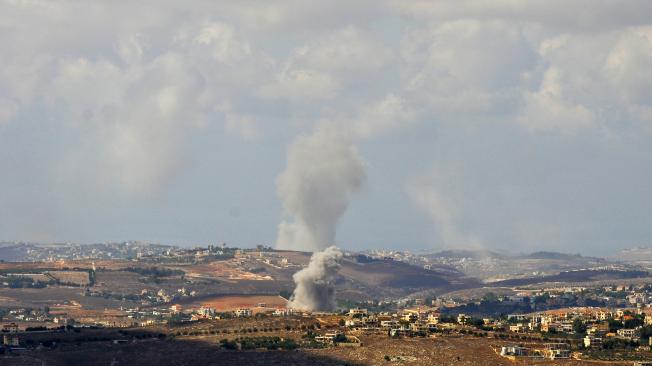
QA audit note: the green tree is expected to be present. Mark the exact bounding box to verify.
[334,333,347,343]
[624,317,644,329]
[640,325,652,340]
[572,318,587,334]
[608,318,624,332]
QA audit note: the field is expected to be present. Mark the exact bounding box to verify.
[178,294,288,311]
[1,332,636,366]
[185,259,275,281]
[48,271,90,286]
[0,287,139,310]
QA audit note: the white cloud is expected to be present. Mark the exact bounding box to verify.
[259,68,340,100]
[352,94,417,139]
[115,35,145,65]
[518,67,596,135]
[193,22,252,65]
[49,58,126,115]
[0,4,282,197]
[401,19,536,116]
[604,27,652,107]
[0,98,18,127]
[259,27,391,101]
[393,1,652,32]
[288,27,391,80]
[49,52,203,196]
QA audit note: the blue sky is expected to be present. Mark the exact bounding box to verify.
[1,1,651,255]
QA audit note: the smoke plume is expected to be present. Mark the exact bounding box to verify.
[287,246,343,311]
[276,123,366,252]
[276,123,365,311]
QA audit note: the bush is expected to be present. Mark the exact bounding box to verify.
[26,326,47,332]
[220,338,237,350]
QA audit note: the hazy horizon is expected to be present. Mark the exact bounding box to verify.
[0,239,646,258]
[1,1,651,256]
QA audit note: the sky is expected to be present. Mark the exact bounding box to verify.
[1,1,651,256]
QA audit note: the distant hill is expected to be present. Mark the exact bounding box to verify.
[0,243,32,261]
[430,249,600,261]
[427,249,502,260]
[610,247,652,263]
[517,251,589,260]
[232,251,480,300]
[489,269,649,287]
[279,251,479,299]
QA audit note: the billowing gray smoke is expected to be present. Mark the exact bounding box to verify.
[287,246,343,311]
[276,123,365,311]
[276,123,366,251]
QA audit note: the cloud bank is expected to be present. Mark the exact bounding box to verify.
[0,1,650,254]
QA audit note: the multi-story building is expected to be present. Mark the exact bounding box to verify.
[584,335,603,348]
[234,308,252,317]
[617,327,641,340]
[3,335,19,346]
[427,313,439,324]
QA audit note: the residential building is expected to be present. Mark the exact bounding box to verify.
[234,308,252,317]
[2,323,18,333]
[617,327,640,339]
[2,335,19,346]
[500,346,527,356]
[584,335,603,348]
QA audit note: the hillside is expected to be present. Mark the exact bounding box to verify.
[2,244,651,306]
[0,243,33,261]
[269,251,476,299]
[337,257,477,299]
[489,269,649,287]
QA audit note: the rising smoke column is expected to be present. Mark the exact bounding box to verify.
[287,245,343,311]
[276,123,366,311]
[276,123,366,251]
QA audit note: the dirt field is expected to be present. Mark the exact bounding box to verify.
[94,270,152,292]
[0,287,139,310]
[179,294,288,311]
[48,271,90,286]
[185,260,274,281]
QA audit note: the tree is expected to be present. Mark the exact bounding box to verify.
[572,318,587,335]
[334,333,347,343]
[280,338,297,350]
[470,318,485,328]
[608,318,624,332]
[439,315,456,323]
[481,292,498,304]
[624,317,643,329]
[640,325,652,340]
